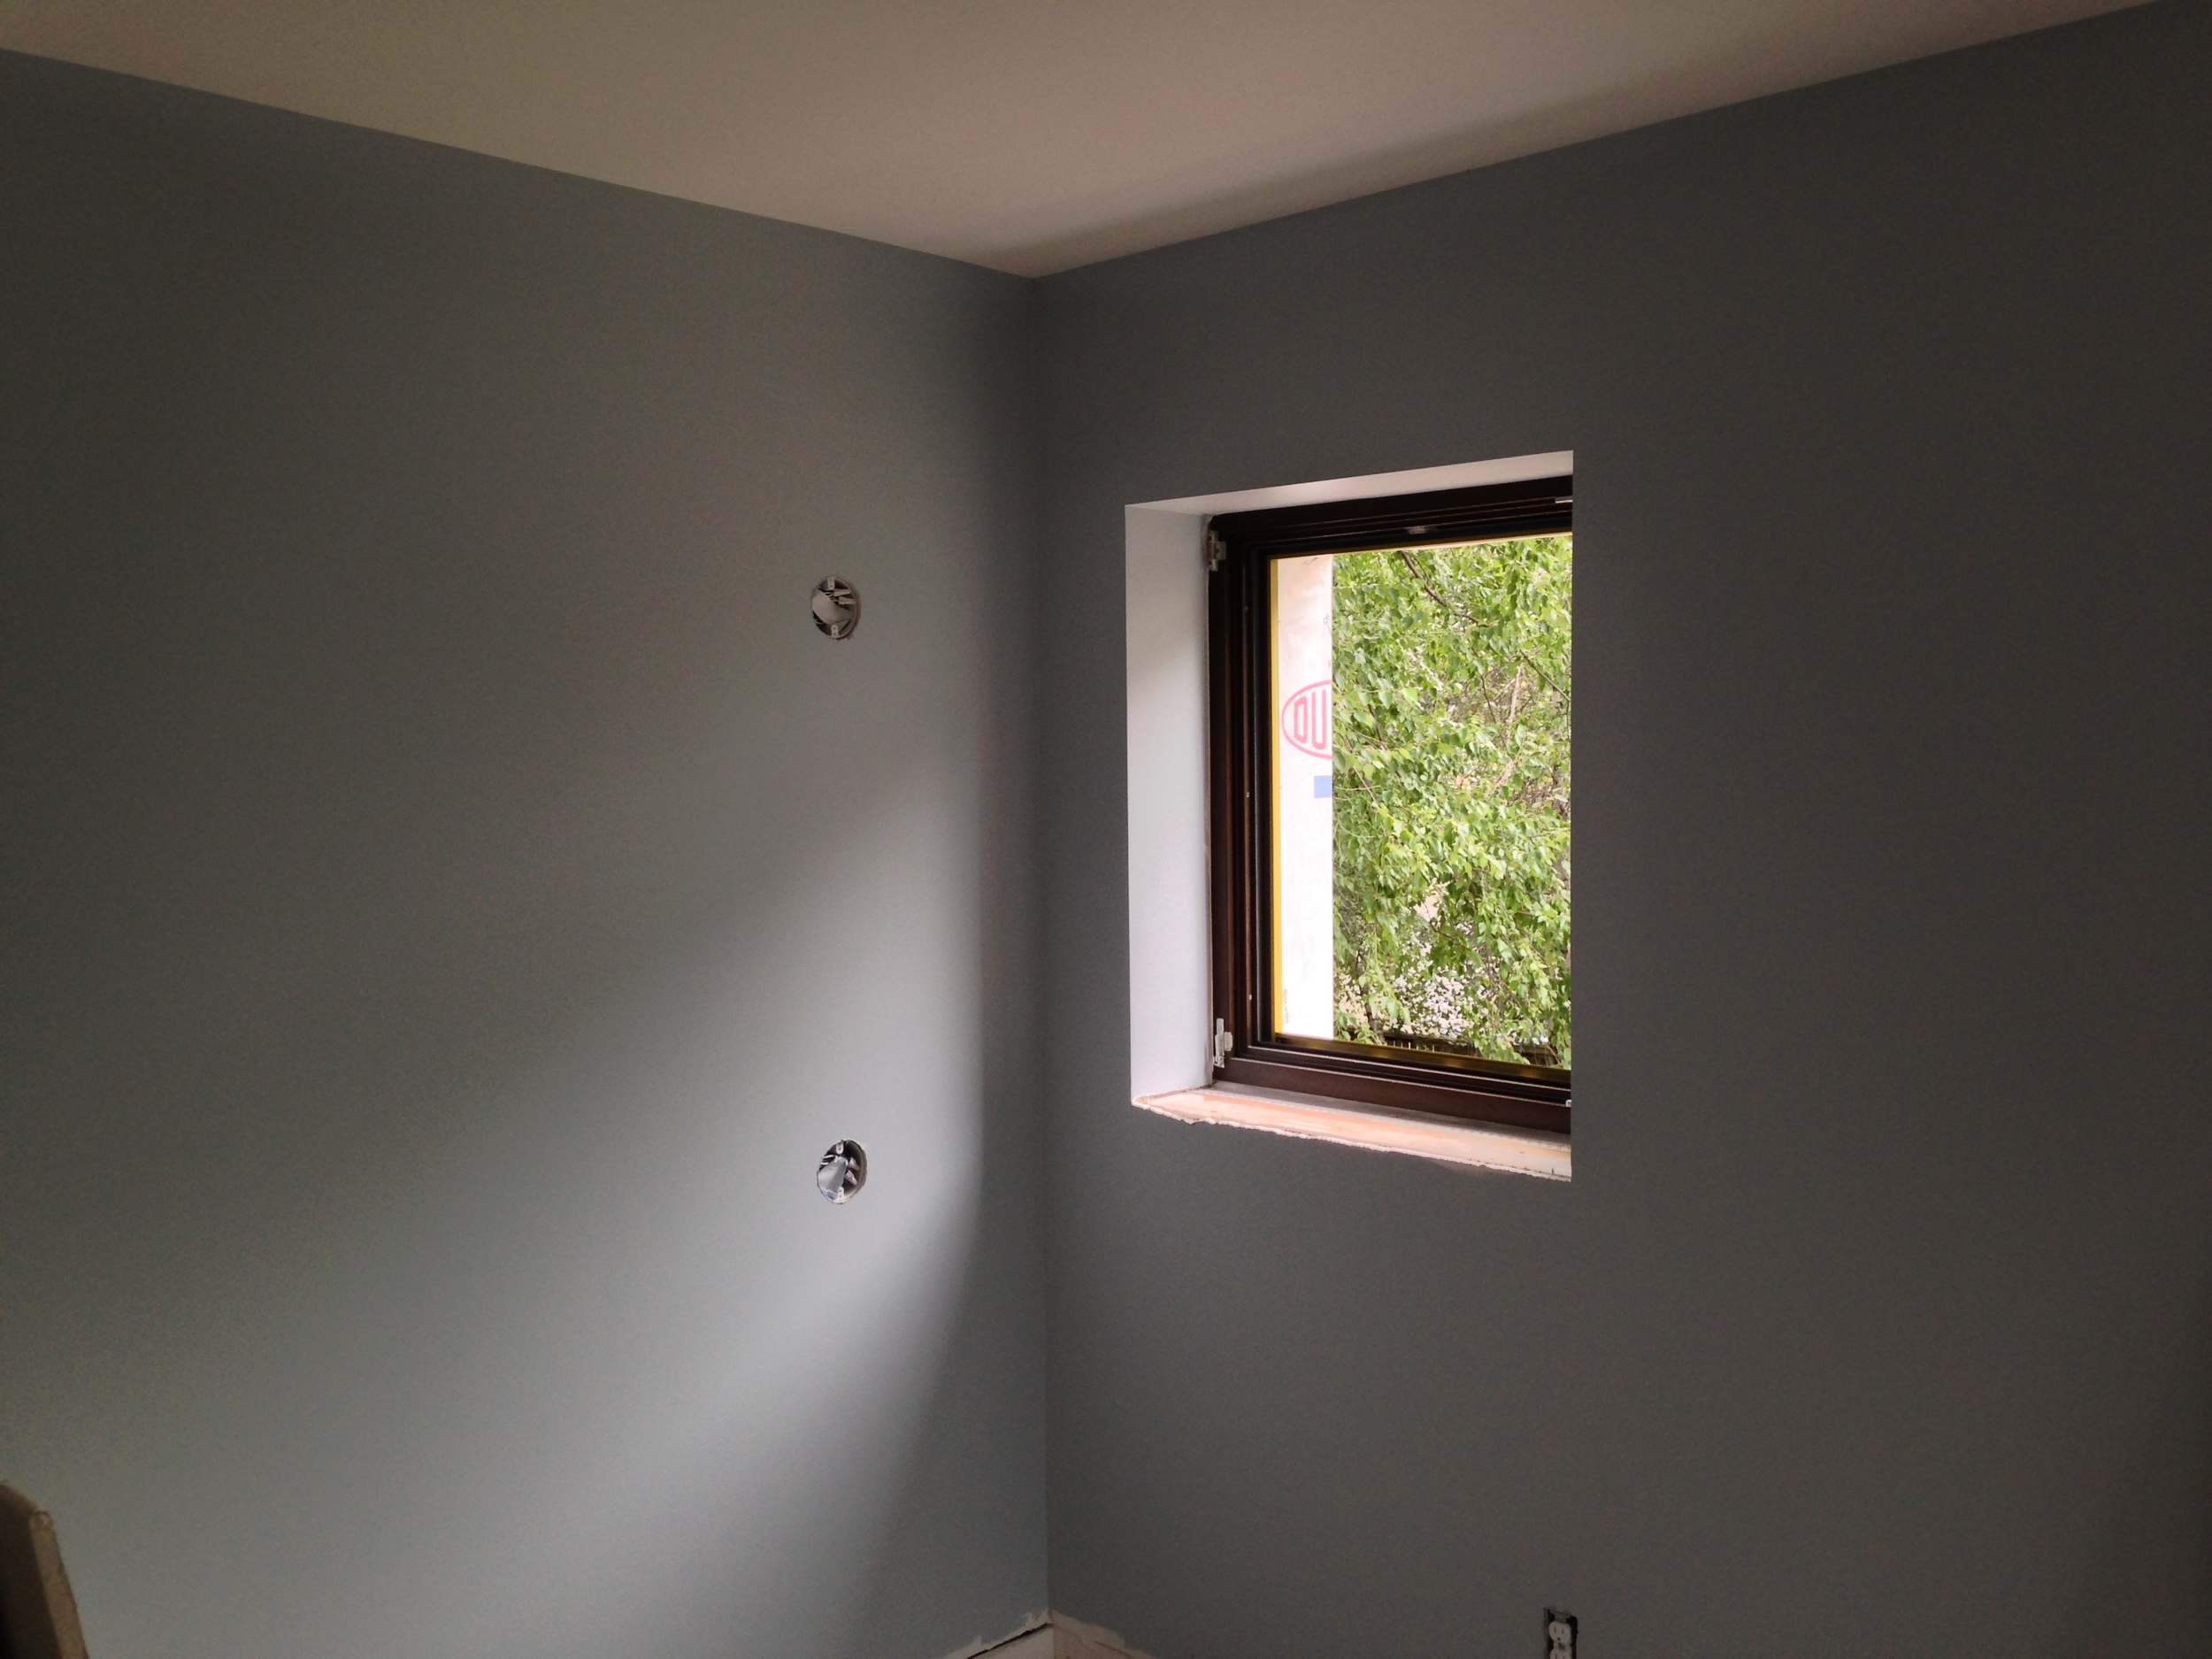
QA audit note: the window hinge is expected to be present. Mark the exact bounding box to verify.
[1211,1018,1233,1071]
[1204,522,1228,572]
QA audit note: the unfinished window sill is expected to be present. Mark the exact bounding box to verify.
[1133,1083,1570,1179]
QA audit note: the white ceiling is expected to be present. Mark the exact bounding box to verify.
[0,0,2139,275]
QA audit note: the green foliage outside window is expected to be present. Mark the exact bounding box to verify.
[1331,535,1572,1064]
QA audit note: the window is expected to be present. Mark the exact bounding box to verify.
[1206,475,1572,1135]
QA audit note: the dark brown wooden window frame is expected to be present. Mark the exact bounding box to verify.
[1206,474,1574,1137]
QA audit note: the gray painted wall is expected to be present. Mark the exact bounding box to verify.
[1034,4,2209,1655]
[0,53,1043,1659]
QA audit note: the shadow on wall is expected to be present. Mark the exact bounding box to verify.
[2065,1275,2212,1648]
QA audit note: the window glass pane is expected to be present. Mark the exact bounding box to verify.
[1271,535,1571,1066]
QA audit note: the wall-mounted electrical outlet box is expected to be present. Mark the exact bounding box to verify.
[1545,1609,1578,1658]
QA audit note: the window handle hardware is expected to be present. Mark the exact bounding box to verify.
[1211,1018,1233,1071]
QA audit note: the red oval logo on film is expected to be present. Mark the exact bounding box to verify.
[1280,680,1333,758]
